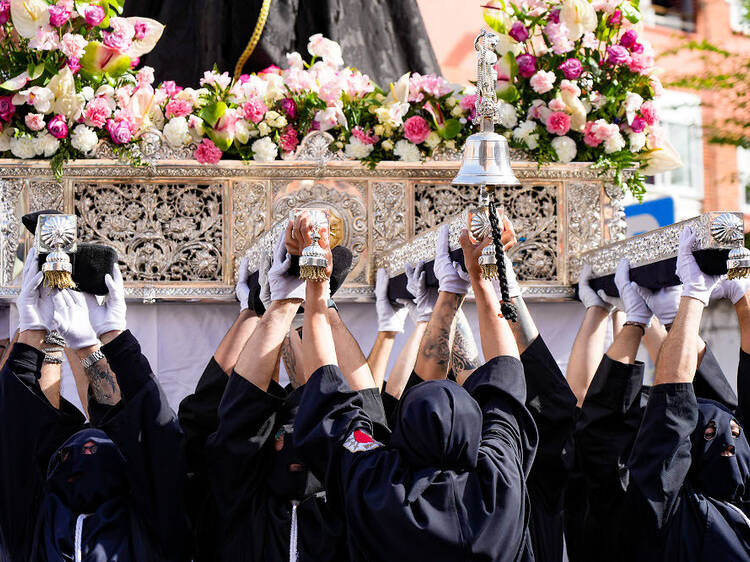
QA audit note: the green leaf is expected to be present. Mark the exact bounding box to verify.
[199,101,228,127]
[440,119,462,140]
[622,2,641,23]
[498,84,520,103]
[207,128,233,151]
[483,4,509,33]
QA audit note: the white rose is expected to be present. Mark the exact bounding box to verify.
[70,124,99,154]
[163,117,191,148]
[425,131,441,149]
[252,136,278,162]
[497,101,518,129]
[381,139,394,151]
[33,131,59,157]
[603,131,626,154]
[343,137,374,159]
[257,122,271,136]
[559,0,597,41]
[286,51,304,70]
[623,92,644,124]
[80,86,94,101]
[551,135,577,163]
[10,136,37,159]
[393,139,421,162]
[629,131,647,152]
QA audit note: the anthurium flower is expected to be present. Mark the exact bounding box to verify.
[47,66,83,120]
[80,41,132,78]
[121,17,165,58]
[207,108,239,151]
[559,0,597,41]
[10,0,49,39]
[0,64,44,92]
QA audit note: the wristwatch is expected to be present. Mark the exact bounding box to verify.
[81,349,105,369]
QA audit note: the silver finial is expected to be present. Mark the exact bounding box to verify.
[474,30,500,131]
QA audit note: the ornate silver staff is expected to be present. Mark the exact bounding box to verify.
[35,214,77,290]
[453,30,521,320]
[293,208,331,282]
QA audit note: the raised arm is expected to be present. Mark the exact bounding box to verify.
[368,268,409,389]
[451,309,482,385]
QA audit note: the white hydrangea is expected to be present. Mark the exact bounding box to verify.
[252,136,278,162]
[512,120,539,150]
[343,137,374,159]
[163,117,191,147]
[393,139,421,162]
[497,101,518,129]
[10,136,37,159]
[604,131,626,154]
[70,124,99,154]
[629,131,647,153]
[425,131,442,149]
[551,136,577,163]
[33,131,60,157]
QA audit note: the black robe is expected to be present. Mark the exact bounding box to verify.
[293,357,538,562]
[0,332,190,561]
[205,370,386,562]
[521,337,577,562]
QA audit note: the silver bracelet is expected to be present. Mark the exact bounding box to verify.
[81,349,105,369]
[43,353,63,365]
[44,331,65,347]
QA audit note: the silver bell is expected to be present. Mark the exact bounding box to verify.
[452,130,520,188]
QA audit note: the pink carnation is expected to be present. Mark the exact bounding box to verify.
[243,96,267,124]
[509,21,530,42]
[548,98,566,112]
[402,115,431,144]
[25,113,45,131]
[351,126,379,145]
[530,71,556,94]
[583,119,618,147]
[48,115,68,139]
[48,5,71,27]
[102,29,131,52]
[409,73,452,102]
[60,33,87,59]
[627,52,651,74]
[194,138,223,164]
[546,112,571,136]
[84,97,112,128]
[165,98,193,119]
[0,96,15,122]
[84,5,105,26]
[106,118,132,144]
[279,126,299,153]
[640,101,657,126]
[0,0,9,26]
[160,81,182,97]
[66,58,81,74]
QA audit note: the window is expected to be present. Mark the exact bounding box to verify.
[740,147,750,208]
[648,91,704,197]
[640,0,697,30]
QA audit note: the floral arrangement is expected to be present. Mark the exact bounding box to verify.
[0,0,681,197]
[480,0,682,196]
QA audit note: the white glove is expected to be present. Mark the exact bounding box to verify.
[235,256,250,311]
[0,305,9,340]
[51,290,99,350]
[405,261,437,323]
[493,255,521,300]
[434,225,471,295]
[676,227,721,306]
[268,228,305,302]
[258,254,272,311]
[84,265,127,337]
[614,259,652,325]
[635,285,682,326]
[711,278,750,305]
[578,263,610,310]
[597,290,623,311]
[17,248,54,332]
[375,268,408,332]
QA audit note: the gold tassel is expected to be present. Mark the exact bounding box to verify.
[43,270,76,290]
[300,265,329,282]
[728,267,750,280]
[481,263,499,280]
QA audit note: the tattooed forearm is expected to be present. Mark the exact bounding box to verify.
[417,292,464,379]
[281,334,300,389]
[450,310,481,375]
[509,296,539,354]
[86,359,121,405]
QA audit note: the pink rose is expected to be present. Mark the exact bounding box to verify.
[558,58,583,80]
[279,98,298,119]
[103,29,131,52]
[0,0,9,25]
[351,126,379,145]
[606,45,630,66]
[529,70,555,94]
[279,126,299,153]
[509,21,529,42]
[165,98,193,119]
[546,112,571,136]
[640,101,657,126]
[194,138,222,164]
[48,115,68,139]
[84,5,106,26]
[627,52,651,74]
[402,115,431,144]
[84,97,112,128]
[25,113,45,131]
[242,96,267,124]
[49,5,71,27]
[0,96,15,122]
[630,116,647,133]
[620,30,638,49]
[516,54,537,78]
[106,118,132,144]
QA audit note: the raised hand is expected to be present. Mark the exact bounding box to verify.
[578,263,611,310]
[711,277,750,305]
[84,265,127,337]
[434,225,471,295]
[636,285,682,327]
[676,227,721,305]
[405,261,437,323]
[17,247,54,332]
[269,225,305,302]
[375,268,409,333]
[614,258,652,325]
[51,290,99,350]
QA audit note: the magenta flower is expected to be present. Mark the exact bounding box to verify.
[630,117,647,133]
[509,22,530,42]
[134,22,148,40]
[403,115,431,144]
[0,0,9,25]
[516,54,537,78]
[640,102,657,126]
[238,74,251,84]
[259,65,282,75]
[548,8,560,23]
[194,138,223,164]
[66,57,81,74]
[84,97,112,128]
[606,45,630,66]
[106,119,132,144]
[49,5,71,27]
[279,126,299,153]
[0,96,15,122]
[352,126,379,145]
[558,58,583,80]
[619,30,638,49]
[84,5,106,26]
[631,42,644,54]
[48,115,69,139]
[243,96,267,124]
[609,9,622,24]
[546,112,571,136]
[279,98,298,120]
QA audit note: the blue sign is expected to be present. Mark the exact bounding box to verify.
[625,197,675,236]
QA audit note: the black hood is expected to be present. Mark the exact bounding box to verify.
[47,429,128,513]
[690,399,750,502]
[391,380,481,471]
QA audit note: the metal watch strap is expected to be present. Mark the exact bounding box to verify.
[81,349,105,369]
[623,321,646,334]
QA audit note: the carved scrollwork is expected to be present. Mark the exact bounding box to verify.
[293,131,343,163]
[0,179,24,284]
[232,181,268,279]
[371,182,407,254]
[74,181,225,282]
[567,181,603,281]
[26,181,64,213]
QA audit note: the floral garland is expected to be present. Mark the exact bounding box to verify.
[0,0,681,197]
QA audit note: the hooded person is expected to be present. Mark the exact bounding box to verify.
[293,226,538,562]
